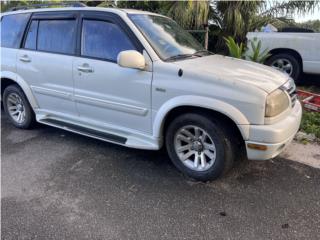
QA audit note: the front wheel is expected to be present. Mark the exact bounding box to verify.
[165,113,235,181]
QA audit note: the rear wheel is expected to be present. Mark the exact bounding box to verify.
[265,53,301,83]
[165,113,235,181]
[3,85,35,129]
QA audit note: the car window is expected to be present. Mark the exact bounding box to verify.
[1,13,30,48]
[81,19,135,61]
[129,14,204,60]
[37,19,76,54]
[24,20,38,50]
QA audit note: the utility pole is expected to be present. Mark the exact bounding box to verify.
[204,0,209,50]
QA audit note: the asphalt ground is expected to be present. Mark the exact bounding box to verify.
[1,111,320,240]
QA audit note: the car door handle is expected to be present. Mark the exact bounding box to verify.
[77,65,94,73]
[19,55,31,63]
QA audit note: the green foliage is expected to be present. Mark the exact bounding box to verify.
[116,1,161,12]
[261,1,320,18]
[0,0,89,12]
[246,37,271,63]
[224,36,245,59]
[211,0,320,52]
[2,0,319,51]
[1,1,43,12]
[161,1,209,29]
[94,1,115,8]
[118,1,209,30]
[301,111,320,139]
[297,20,320,32]
[224,36,271,64]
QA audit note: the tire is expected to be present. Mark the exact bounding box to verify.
[165,113,235,181]
[265,53,301,83]
[3,84,35,129]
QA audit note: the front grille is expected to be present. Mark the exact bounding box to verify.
[287,85,297,107]
[281,79,297,108]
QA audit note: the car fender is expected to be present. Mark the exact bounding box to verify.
[153,95,250,139]
[1,71,39,109]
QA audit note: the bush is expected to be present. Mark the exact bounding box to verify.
[301,111,320,139]
[223,36,270,63]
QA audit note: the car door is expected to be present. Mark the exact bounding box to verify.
[73,13,153,134]
[17,11,78,116]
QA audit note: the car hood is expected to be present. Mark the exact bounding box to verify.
[173,54,289,93]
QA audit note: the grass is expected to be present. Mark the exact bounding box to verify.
[298,85,320,94]
[300,111,320,139]
[296,81,320,140]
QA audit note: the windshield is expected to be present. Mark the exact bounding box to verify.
[129,14,206,61]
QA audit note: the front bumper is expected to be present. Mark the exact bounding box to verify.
[245,101,302,160]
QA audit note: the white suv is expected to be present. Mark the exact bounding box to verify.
[1,7,302,181]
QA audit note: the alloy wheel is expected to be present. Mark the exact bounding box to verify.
[174,125,216,171]
[6,92,26,124]
[271,58,293,75]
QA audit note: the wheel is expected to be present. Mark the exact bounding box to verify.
[165,113,235,181]
[3,84,35,129]
[265,53,301,83]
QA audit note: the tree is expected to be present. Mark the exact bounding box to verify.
[117,1,210,48]
[0,0,82,12]
[116,1,161,13]
[117,1,209,30]
[2,0,318,50]
[83,0,115,7]
[297,19,320,32]
[210,0,319,52]
[211,0,319,40]
[1,1,43,12]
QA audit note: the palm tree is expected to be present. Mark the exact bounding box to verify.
[210,0,319,52]
[118,0,209,29]
[116,1,319,51]
[2,0,318,50]
[117,1,210,48]
[212,0,320,41]
[159,1,209,29]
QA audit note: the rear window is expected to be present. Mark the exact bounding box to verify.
[37,19,76,54]
[1,13,30,48]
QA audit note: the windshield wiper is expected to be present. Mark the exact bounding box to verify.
[165,51,212,61]
[165,54,193,62]
[192,50,212,57]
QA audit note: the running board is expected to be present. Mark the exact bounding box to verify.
[39,118,127,144]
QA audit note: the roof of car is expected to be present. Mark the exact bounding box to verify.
[1,6,165,17]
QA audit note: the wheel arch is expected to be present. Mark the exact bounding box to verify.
[1,72,39,109]
[267,48,303,69]
[153,96,250,142]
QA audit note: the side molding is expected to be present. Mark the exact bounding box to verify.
[153,95,250,139]
[1,71,39,109]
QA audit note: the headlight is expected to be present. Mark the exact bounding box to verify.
[265,89,290,117]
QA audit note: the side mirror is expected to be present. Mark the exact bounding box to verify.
[117,50,146,70]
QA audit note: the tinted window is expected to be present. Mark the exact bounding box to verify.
[24,20,38,50]
[37,20,76,54]
[81,20,135,61]
[1,13,30,48]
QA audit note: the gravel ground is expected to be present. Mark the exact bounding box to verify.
[1,112,320,240]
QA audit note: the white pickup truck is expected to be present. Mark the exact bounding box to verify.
[247,32,320,82]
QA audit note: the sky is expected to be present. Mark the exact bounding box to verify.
[295,8,320,22]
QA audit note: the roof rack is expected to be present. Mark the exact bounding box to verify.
[8,2,86,12]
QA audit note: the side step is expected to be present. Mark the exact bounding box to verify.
[40,118,127,144]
